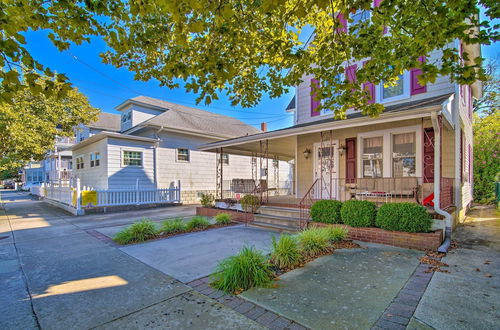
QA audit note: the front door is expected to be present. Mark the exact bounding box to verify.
[313,141,339,199]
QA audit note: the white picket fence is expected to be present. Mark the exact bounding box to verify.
[31,179,181,215]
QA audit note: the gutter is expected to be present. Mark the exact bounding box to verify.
[431,111,453,253]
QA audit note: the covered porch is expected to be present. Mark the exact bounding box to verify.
[199,99,456,218]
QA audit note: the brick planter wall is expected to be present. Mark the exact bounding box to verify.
[311,222,443,251]
[196,207,254,223]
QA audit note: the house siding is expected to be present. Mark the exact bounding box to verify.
[106,138,156,190]
[72,138,109,189]
[295,47,456,126]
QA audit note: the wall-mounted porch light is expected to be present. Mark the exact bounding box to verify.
[338,144,346,156]
[303,148,311,159]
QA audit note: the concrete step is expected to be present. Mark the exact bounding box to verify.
[253,213,301,228]
[249,221,299,233]
[258,205,308,218]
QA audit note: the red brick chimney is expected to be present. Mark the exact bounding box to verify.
[261,122,267,132]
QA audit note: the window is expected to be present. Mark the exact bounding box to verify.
[320,74,343,116]
[76,156,84,170]
[222,153,229,165]
[177,148,190,162]
[379,72,410,103]
[90,152,100,167]
[95,152,100,167]
[362,137,383,177]
[123,151,142,166]
[392,133,416,177]
[122,112,131,122]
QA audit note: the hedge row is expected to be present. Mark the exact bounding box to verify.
[310,200,432,233]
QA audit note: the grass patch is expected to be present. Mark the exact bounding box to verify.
[211,246,273,294]
[296,227,331,258]
[160,218,186,234]
[214,213,232,225]
[113,219,158,244]
[270,235,302,270]
[185,216,210,230]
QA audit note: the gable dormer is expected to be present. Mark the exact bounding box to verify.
[115,96,167,132]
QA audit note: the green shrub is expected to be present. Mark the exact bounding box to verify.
[322,226,349,242]
[296,227,331,258]
[270,235,302,269]
[214,213,232,225]
[185,216,210,230]
[310,200,343,224]
[376,203,433,233]
[160,218,186,234]
[211,246,273,293]
[200,193,215,207]
[341,200,377,227]
[240,194,260,213]
[113,219,158,244]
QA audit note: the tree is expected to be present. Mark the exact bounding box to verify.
[0,80,98,171]
[473,111,500,203]
[1,1,498,117]
[474,57,499,115]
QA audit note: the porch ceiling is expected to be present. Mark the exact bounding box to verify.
[202,135,296,161]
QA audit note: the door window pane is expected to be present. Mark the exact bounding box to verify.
[392,133,416,177]
[362,137,383,177]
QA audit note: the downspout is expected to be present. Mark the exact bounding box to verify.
[431,111,453,252]
[153,126,164,188]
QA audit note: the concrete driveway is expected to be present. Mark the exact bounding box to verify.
[113,225,278,283]
[0,190,264,330]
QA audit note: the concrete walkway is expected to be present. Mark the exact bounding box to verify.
[0,190,264,329]
[411,206,500,329]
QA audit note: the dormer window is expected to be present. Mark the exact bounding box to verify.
[122,112,132,122]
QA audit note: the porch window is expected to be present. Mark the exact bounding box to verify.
[123,151,142,166]
[177,148,190,162]
[362,136,383,177]
[392,133,416,177]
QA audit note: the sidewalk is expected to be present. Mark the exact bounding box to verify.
[410,206,500,329]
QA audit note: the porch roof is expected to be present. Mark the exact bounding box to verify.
[199,93,452,159]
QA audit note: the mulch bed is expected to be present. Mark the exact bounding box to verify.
[155,222,239,240]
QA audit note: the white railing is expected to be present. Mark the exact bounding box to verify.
[30,179,181,214]
[92,187,180,207]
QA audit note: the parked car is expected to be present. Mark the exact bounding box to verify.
[3,181,15,189]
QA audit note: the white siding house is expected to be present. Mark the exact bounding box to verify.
[71,96,292,204]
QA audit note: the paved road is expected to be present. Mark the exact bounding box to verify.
[0,190,264,330]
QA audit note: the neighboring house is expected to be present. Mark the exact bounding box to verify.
[21,112,121,188]
[70,96,292,204]
[199,36,480,230]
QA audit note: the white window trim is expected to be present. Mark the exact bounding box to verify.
[357,125,422,178]
[121,148,144,167]
[376,71,411,104]
[176,148,191,163]
[76,155,84,170]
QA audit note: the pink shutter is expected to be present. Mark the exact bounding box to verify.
[373,0,382,6]
[362,61,375,103]
[311,78,320,117]
[410,56,427,95]
[337,13,347,33]
[346,64,358,83]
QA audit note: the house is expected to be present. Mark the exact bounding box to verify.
[199,38,480,234]
[70,96,293,204]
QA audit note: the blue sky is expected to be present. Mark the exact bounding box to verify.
[24,17,498,132]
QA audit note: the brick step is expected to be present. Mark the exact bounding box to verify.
[258,205,307,218]
[249,221,299,233]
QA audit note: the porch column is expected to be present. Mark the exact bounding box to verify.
[216,147,223,199]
